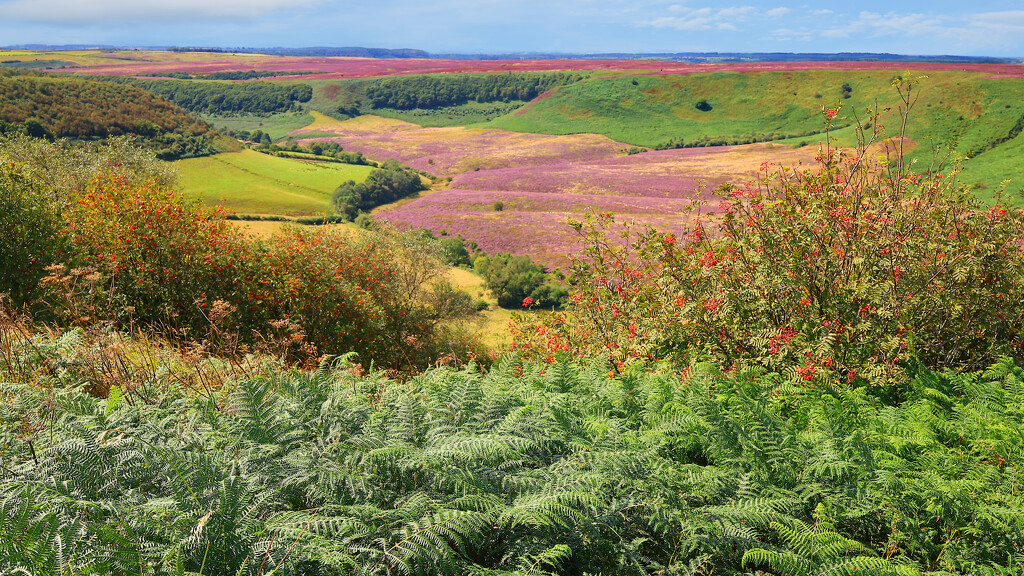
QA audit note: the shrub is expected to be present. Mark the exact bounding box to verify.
[267,227,479,369]
[0,133,176,204]
[56,166,478,369]
[0,162,66,306]
[695,99,713,112]
[413,229,474,266]
[332,160,426,219]
[514,81,1024,385]
[474,253,567,309]
[63,170,278,335]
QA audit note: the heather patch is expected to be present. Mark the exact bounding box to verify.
[312,117,822,266]
[297,118,624,176]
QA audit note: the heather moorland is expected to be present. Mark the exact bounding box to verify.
[2,49,1024,576]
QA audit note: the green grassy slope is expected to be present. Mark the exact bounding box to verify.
[175,149,374,215]
[481,70,1024,198]
[959,130,1024,201]
[486,70,879,145]
[201,111,314,141]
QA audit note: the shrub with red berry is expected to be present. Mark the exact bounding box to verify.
[55,167,479,369]
[513,82,1024,386]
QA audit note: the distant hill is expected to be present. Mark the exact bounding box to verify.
[245,47,431,58]
[4,45,1015,63]
[432,52,1018,63]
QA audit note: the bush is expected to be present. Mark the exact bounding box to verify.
[267,227,480,369]
[0,163,66,306]
[54,166,478,369]
[514,81,1024,384]
[332,160,426,219]
[64,170,278,335]
[474,253,567,309]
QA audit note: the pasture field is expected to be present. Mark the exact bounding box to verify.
[175,149,373,215]
[201,111,314,141]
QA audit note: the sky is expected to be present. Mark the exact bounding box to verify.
[1,0,1022,58]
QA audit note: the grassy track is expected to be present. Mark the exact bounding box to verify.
[176,149,374,215]
[446,266,513,347]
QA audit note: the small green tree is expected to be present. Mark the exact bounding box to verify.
[474,253,566,309]
[22,117,47,138]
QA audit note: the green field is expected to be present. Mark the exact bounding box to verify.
[487,71,1011,145]
[176,149,374,215]
[959,130,1024,201]
[201,111,314,141]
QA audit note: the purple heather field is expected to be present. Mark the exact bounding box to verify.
[297,119,818,267]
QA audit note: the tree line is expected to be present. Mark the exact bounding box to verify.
[331,159,427,219]
[363,72,584,110]
[98,76,313,115]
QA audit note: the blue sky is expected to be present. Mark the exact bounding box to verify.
[1,0,1022,57]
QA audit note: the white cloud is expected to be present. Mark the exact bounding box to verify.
[642,4,767,31]
[764,7,791,17]
[0,0,318,24]
[820,11,942,39]
[790,9,1024,53]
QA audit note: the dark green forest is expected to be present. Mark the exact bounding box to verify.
[100,76,314,115]
[363,72,584,110]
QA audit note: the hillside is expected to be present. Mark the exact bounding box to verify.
[3,52,1024,576]
[0,69,213,159]
[292,67,1024,200]
[485,70,1024,196]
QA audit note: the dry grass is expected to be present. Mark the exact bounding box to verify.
[0,308,268,401]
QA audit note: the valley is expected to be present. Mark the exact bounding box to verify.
[3,47,1024,576]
